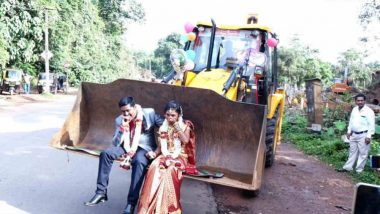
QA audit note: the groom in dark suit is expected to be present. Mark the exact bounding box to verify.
[85,96,163,214]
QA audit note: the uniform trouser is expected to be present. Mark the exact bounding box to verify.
[95,146,150,206]
[343,133,370,172]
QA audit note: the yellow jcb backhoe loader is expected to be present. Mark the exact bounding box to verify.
[50,15,285,193]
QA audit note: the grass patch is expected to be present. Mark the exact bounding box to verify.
[41,92,54,98]
[282,111,380,185]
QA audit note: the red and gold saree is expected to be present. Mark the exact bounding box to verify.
[138,120,197,214]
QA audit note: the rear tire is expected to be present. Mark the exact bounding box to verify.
[265,111,278,168]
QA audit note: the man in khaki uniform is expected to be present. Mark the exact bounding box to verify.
[338,93,375,173]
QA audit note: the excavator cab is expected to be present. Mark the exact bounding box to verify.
[192,25,271,104]
[166,19,281,106]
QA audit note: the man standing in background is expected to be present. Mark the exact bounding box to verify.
[23,72,31,94]
[338,93,375,173]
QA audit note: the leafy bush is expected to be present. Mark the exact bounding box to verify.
[333,120,347,135]
[323,106,349,130]
[374,116,380,142]
[282,111,307,133]
[340,92,353,103]
[369,140,380,155]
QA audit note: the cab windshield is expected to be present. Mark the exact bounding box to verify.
[6,70,22,79]
[192,27,264,71]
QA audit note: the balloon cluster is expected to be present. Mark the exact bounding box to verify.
[169,22,199,77]
[180,22,197,44]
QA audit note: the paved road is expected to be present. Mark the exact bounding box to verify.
[0,95,217,214]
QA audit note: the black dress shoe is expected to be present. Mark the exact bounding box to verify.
[122,204,135,214]
[84,193,108,206]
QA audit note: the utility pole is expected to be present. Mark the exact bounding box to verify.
[44,9,50,93]
[41,8,53,93]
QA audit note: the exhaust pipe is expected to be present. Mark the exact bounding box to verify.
[206,19,216,71]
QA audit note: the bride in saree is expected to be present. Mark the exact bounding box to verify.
[137,100,197,214]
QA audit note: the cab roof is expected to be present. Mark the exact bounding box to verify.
[196,21,272,33]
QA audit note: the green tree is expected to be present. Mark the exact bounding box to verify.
[358,0,380,57]
[0,29,9,68]
[151,33,182,78]
[46,0,146,84]
[0,0,146,85]
[0,1,44,66]
[98,0,145,36]
[278,36,334,88]
[367,61,380,85]
[337,48,374,88]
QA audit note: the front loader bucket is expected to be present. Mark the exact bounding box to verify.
[50,79,267,190]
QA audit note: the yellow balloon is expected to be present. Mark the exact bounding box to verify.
[187,32,196,41]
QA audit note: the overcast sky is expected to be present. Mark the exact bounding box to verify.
[124,0,377,63]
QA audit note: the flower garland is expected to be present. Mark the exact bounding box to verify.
[120,104,143,170]
[159,116,186,159]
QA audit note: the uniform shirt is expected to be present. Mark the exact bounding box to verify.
[347,105,375,138]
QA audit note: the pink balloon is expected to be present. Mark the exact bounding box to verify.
[267,38,278,48]
[184,22,195,33]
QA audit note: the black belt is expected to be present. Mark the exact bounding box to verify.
[353,130,368,134]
